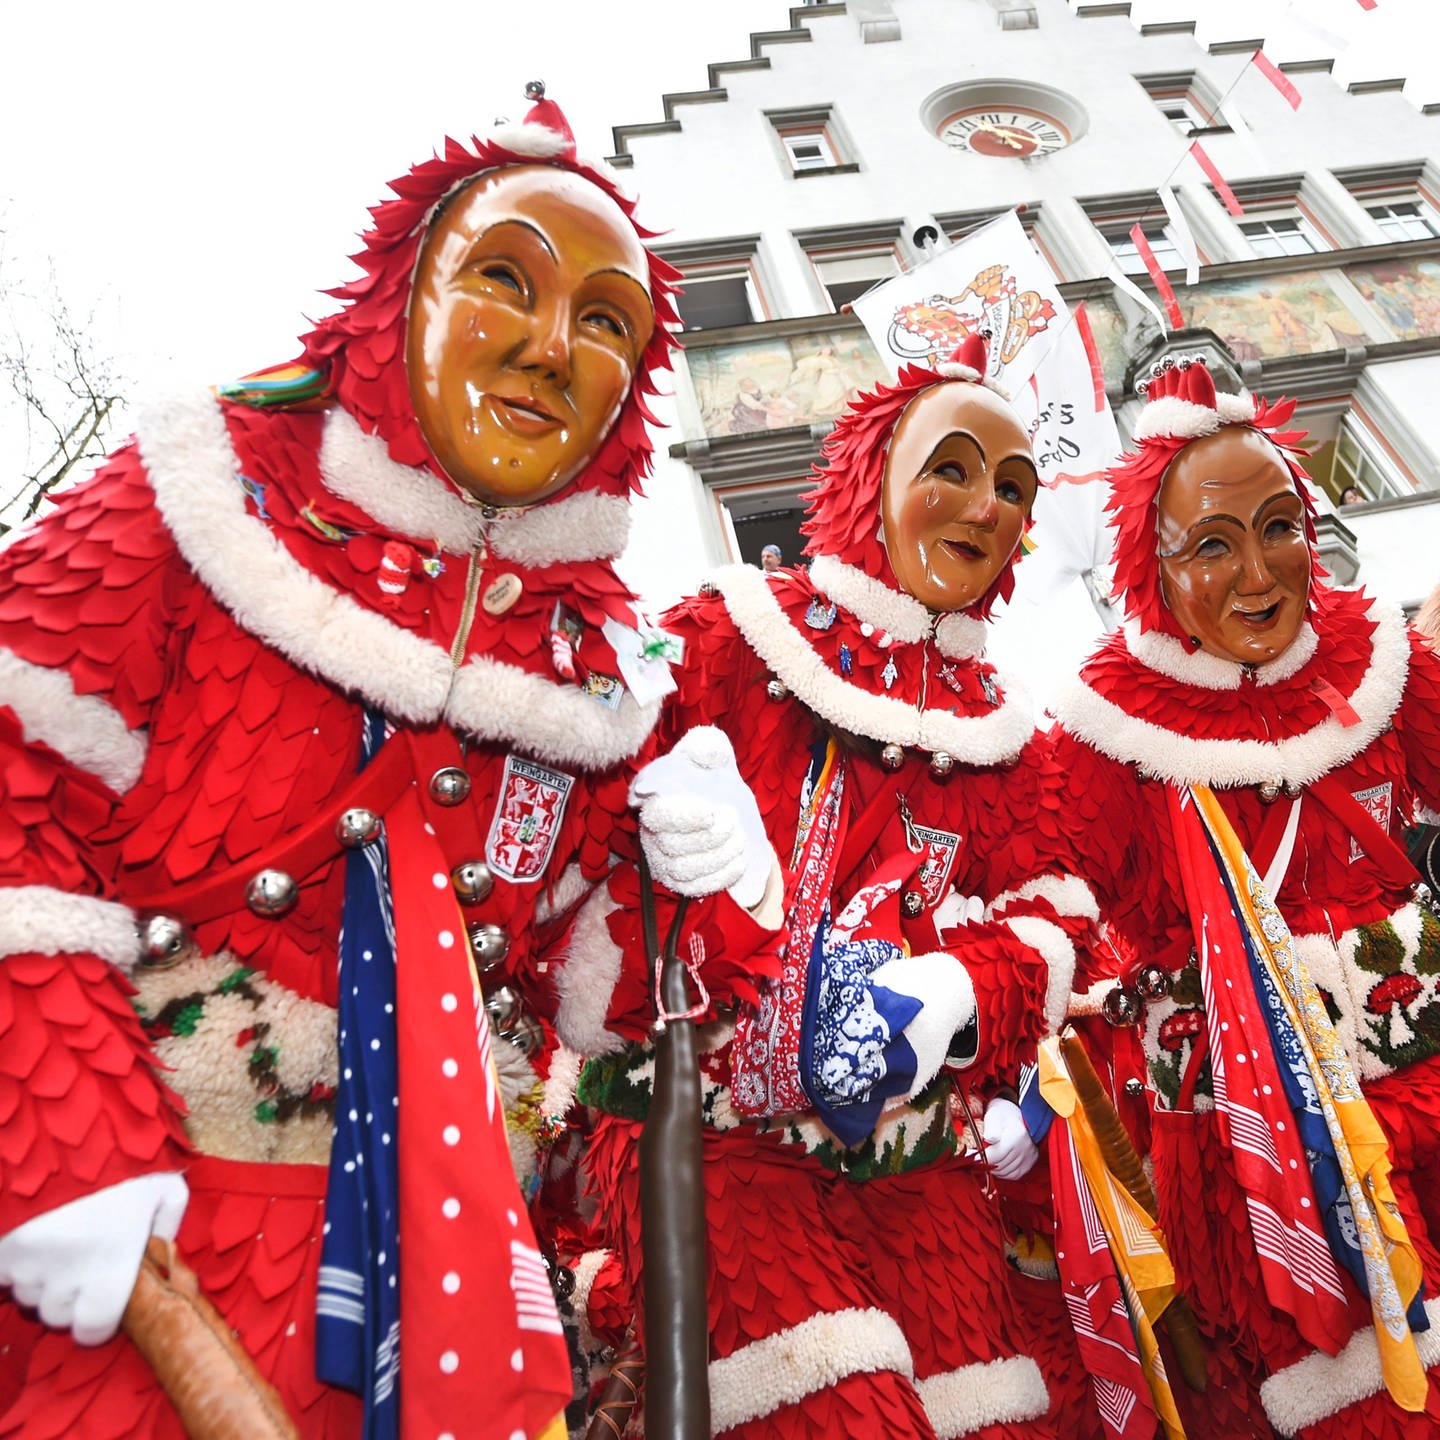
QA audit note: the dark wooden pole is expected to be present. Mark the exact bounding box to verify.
[637,862,709,1440]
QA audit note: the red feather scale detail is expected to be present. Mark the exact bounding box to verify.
[1080,584,1376,747]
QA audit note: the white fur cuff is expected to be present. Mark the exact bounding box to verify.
[1003,915,1077,1037]
[1260,1297,1440,1434]
[553,885,626,1056]
[987,873,1099,924]
[0,887,140,972]
[0,647,145,794]
[915,1354,1050,1438]
[709,1307,913,1434]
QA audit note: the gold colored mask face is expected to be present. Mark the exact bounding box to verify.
[880,384,1037,612]
[406,165,655,506]
[1156,427,1311,665]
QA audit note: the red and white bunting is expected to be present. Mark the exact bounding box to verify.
[1128,223,1185,329]
[1189,141,1245,217]
[1252,50,1303,110]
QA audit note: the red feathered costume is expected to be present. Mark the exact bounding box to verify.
[582,353,1104,1439]
[0,100,772,1439]
[1050,360,1440,1438]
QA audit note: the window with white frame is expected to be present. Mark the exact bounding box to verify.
[1136,72,1225,137]
[1104,223,1185,275]
[768,105,854,178]
[1238,213,1326,258]
[1332,418,1407,501]
[674,268,764,331]
[781,130,838,173]
[810,250,900,312]
[1366,198,1440,243]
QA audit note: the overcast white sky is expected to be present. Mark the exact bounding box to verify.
[1,0,1433,518]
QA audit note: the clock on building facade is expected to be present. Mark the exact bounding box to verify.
[938,107,1072,158]
[922,80,1088,159]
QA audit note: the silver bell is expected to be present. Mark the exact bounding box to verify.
[429,767,472,806]
[335,807,381,849]
[484,984,520,1030]
[766,678,789,702]
[1135,964,1173,1001]
[1258,780,1282,804]
[467,922,509,970]
[1101,985,1143,1028]
[138,914,192,968]
[1283,779,1302,799]
[246,869,298,918]
[901,890,925,918]
[698,580,719,598]
[1124,1077,1145,1098]
[880,743,905,771]
[451,860,495,906]
[929,751,955,779]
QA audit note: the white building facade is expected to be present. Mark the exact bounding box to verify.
[610,0,1440,685]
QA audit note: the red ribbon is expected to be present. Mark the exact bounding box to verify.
[1128,224,1185,330]
[1074,302,1108,413]
[1189,141,1245,217]
[1252,50,1303,110]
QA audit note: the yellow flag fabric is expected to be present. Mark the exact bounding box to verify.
[1039,1039,1187,1439]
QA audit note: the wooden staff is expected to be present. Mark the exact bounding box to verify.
[584,1324,644,1440]
[121,1236,299,1439]
[637,855,709,1440]
[1058,1030,1209,1392]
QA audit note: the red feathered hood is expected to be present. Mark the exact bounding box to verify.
[1106,358,1323,642]
[295,93,680,506]
[799,335,1029,621]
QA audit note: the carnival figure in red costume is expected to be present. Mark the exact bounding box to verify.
[579,336,1106,1439]
[1049,357,1440,1438]
[0,88,779,1440]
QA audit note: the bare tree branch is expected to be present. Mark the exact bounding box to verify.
[0,236,125,537]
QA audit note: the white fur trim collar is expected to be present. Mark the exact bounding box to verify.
[1055,599,1408,789]
[708,1309,912,1434]
[716,564,1034,765]
[809,555,986,659]
[0,647,145,794]
[1122,618,1320,691]
[140,392,656,769]
[318,409,632,563]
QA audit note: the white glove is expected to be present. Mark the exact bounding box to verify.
[629,726,776,910]
[0,1172,188,1345]
[869,951,976,1098]
[982,1097,1040,1181]
[934,891,985,935]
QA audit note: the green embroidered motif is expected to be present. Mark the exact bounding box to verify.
[1356,912,1440,1071]
[170,1002,204,1037]
[1353,920,1405,977]
[218,967,257,993]
[578,1052,651,1122]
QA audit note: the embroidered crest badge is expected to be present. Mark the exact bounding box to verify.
[1350,782,1394,864]
[911,826,961,907]
[486,755,576,883]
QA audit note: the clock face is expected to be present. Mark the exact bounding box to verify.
[939,108,1071,158]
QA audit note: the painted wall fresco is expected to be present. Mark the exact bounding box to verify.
[1176,271,1373,362]
[687,329,888,439]
[1346,257,1440,341]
